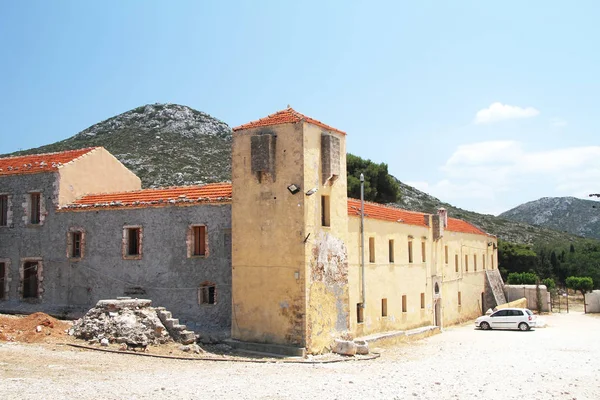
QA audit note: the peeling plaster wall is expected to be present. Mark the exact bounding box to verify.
[303,124,349,353]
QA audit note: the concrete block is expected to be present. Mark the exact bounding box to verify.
[354,340,369,355]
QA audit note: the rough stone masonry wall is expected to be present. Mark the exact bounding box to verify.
[0,173,232,339]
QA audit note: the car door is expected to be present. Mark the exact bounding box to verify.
[508,310,524,329]
[489,309,509,328]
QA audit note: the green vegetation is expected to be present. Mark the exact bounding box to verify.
[346,154,400,203]
[506,272,539,285]
[498,238,600,290]
[566,276,594,312]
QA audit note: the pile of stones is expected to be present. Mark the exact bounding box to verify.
[69,298,171,348]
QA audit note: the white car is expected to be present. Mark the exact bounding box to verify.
[475,308,537,331]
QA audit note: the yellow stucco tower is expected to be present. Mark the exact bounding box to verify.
[231,107,349,354]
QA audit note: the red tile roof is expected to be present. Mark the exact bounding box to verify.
[0,148,97,176]
[63,183,232,210]
[233,107,346,135]
[347,198,429,228]
[347,198,489,236]
[446,217,487,236]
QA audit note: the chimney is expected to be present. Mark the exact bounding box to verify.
[437,208,448,228]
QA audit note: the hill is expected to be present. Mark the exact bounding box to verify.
[499,197,600,239]
[6,103,232,188]
[5,103,594,246]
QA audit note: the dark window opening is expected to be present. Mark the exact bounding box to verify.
[30,193,41,224]
[71,232,82,258]
[465,254,469,272]
[381,298,388,317]
[402,295,407,313]
[458,291,462,306]
[0,262,5,299]
[369,237,375,263]
[408,241,413,263]
[474,254,477,271]
[127,228,141,256]
[357,303,364,323]
[421,241,426,262]
[420,293,425,309]
[455,254,459,272]
[388,240,394,263]
[193,226,206,256]
[444,246,448,264]
[23,261,39,299]
[199,283,216,304]
[321,195,330,227]
[0,195,8,226]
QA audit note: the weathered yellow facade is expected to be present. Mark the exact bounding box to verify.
[231,108,498,354]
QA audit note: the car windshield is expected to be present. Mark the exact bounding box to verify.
[525,309,533,316]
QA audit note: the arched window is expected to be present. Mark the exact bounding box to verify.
[434,282,440,295]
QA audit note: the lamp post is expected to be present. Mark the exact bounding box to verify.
[360,173,366,309]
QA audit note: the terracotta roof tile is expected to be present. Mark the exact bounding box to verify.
[233,107,346,135]
[446,217,488,236]
[63,183,232,210]
[347,198,429,228]
[347,199,490,236]
[0,147,97,176]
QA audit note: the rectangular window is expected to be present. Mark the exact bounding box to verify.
[193,226,207,256]
[444,246,448,264]
[474,254,477,271]
[0,195,8,226]
[491,254,494,269]
[321,195,330,227]
[381,298,388,317]
[199,283,216,304]
[421,241,426,262]
[71,232,82,258]
[369,237,375,263]
[0,262,5,300]
[357,303,364,323]
[455,254,459,272]
[483,254,486,269]
[420,293,425,309]
[458,291,462,306]
[408,241,413,263]
[388,240,394,263]
[30,193,41,224]
[22,261,39,299]
[124,227,142,258]
[465,254,469,272]
[402,295,407,313]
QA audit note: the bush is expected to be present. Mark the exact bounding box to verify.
[565,276,593,294]
[507,272,539,285]
[542,278,556,290]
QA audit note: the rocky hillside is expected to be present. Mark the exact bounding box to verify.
[5,103,593,246]
[393,181,589,245]
[7,104,232,188]
[499,197,600,239]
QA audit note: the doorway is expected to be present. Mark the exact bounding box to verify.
[22,261,39,298]
[434,299,441,327]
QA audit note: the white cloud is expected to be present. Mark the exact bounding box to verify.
[550,118,568,128]
[420,141,600,214]
[474,102,540,124]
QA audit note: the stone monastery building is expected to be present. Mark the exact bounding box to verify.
[0,108,500,354]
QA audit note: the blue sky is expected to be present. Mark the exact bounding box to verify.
[1,1,598,215]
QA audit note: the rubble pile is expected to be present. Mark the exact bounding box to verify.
[69,298,171,347]
[0,312,71,343]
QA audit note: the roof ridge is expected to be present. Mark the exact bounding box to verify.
[75,182,232,198]
[0,146,99,161]
[347,198,430,216]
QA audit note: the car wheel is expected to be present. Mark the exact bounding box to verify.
[480,322,490,330]
[518,322,529,331]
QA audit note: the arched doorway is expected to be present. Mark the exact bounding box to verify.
[434,299,441,327]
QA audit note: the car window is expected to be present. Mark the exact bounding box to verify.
[511,310,523,316]
[525,309,533,316]
[492,310,508,317]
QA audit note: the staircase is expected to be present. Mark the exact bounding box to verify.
[485,270,507,309]
[155,307,197,345]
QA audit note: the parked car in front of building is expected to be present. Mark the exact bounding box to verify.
[475,308,537,331]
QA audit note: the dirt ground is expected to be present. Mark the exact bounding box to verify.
[1,312,599,400]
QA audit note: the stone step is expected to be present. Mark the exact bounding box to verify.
[178,330,197,345]
[164,318,179,329]
[155,307,197,344]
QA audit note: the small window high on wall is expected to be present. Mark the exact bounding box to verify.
[357,303,364,323]
[369,237,375,263]
[30,193,41,224]
[190,225,207,257]
[321,195,330,227]
[123,226,142,259]
[0,195,8,226]
[408,241,413,263]
[199,282,216,304]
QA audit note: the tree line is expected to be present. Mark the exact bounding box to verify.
[498,239,600,290]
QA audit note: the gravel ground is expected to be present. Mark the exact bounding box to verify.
[1,312,599,400]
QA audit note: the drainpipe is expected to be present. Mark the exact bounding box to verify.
[360,173,366,309]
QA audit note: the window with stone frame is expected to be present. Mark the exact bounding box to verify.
[67,229,85,259]
[30,193,41,225]
[123,226,142,259]
[21,260,41,299]
[0,195,9,226]
[198,281,216,305]
[188,225,208,257]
